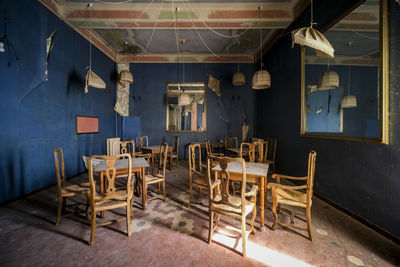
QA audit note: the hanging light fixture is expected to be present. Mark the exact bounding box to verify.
[233,41,245,86]
[119,70,133,85]
[341,65,357,108]
[291,0,334,58]
[252,5,271,90]
[317,59,339,90]
[317,70,339,90]
[84,3,106,94]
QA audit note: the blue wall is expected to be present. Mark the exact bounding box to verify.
[128,63,255,159]
[256,0,400,237]
[0,0,117,203]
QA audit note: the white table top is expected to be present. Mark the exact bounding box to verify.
[94,157,149,172]
[212,161,268,177]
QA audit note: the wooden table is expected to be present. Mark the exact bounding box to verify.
[94,157,149,213]
[226,147,249,157]
[212,161,269,231]
[142,145,173,171]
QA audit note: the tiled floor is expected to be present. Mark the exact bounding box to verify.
[0,161,399,266]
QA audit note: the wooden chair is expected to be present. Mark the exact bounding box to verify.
[87,153,134,245]
[169,136,179,169]
[207,156,258,257]
[225,136,238,150]
[253,141,264,163]
[263,138,277,172]
[141,143,168,209]
[188,143,208,208]
[53,147,90,225]
[120,140,136,158]
[239,142,256,162]
[267,150,317,240]
[205,140,224,157]
[134,136,152,166]
[135,136,149,156]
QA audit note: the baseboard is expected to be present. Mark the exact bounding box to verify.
[315,192,400,245]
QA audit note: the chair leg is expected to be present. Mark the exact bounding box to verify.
[90,207,96,245]
[162,180,166,201]
[143,183,147,210]
[271,193,278,231]
[158,182,161,194]
[208,210,214,244]
[188,183,193,208]
[126,205,131,237]
[56,196,63,225]
[250,205,257,235]
[241,215,247,257]
[306,207,313,241]
[85,195,90,221]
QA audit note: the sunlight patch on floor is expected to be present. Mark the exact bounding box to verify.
[212,225,314,267]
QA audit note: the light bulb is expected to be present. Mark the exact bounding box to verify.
[0,42,5,53]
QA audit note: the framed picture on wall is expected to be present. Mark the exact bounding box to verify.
[76,115,99,134]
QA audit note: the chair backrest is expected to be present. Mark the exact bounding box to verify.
[253,141,264,163]
[225,136,238,149]
[240,142,256,162]
[172,136,179,155]
[120,140,136,158]
[136,136,149,150]
[263,138,277,164]
[207,156,247,212]
[189,143,203,175]
[205,140,212,156]
[251,137,264,143]
[307,150,317,199]
[54,148,66,191]
[88,153,133,204]
[156,143,169,176]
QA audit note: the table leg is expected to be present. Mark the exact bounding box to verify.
[100,172,104,218]
[259,177,265,231]
[142,166,146,210]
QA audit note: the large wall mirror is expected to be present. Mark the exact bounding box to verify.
[301,0,388,143]
[166,82,206,132]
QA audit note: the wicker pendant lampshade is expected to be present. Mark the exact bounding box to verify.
[252,6,271,90]
[292,27,334,58]
[252,70,271,89]
[341,95,357,108]
[341,66,357,108]
[317,71,339,90]
[233,71,246,86]
[178,93,191,106]
[119,70,133,85]
[291,0,334,58]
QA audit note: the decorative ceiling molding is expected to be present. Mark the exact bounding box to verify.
[38,0,315,63]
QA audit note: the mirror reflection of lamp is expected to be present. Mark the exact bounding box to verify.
[341,65,357,108]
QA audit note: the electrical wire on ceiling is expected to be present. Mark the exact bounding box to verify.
[145,0,163,49]
[181,0,223,59]
[94,0,135,4]
[182,0,252,39]
[351,30,379,40]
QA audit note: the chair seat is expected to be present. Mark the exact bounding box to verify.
[275,188,308,207]
[193,176,208,186]
[211,195,255,217]
[61,182,90,197]
[94,190,131,210]
[145,174,164,183]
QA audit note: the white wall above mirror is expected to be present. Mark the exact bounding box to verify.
[300,0,388,144]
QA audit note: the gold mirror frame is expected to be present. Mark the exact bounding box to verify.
[300,0,388,144]
[166,82,207,132]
